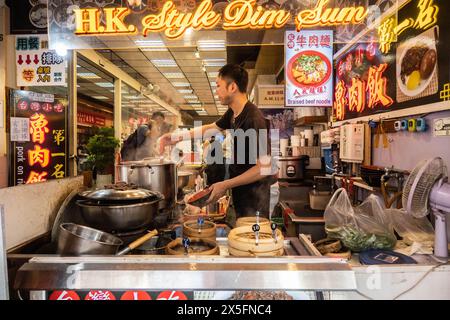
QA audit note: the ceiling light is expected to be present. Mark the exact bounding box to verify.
[197,40,226,51]
[95,82,114,88]
[194,50,200,58]
[141,47,168,52]
[171,82,191,87]
[135,40,167,51]
[151,59,177,67]
[208,72,219,78]
[78,72,101,79]
[163,72,185,79]
[178,89,193,94]
[210,81,217,87]
[92,96,109,100]
[203,59,226,67]
[184,95,198,99]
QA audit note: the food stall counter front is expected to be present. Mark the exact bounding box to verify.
[13,254,356,300]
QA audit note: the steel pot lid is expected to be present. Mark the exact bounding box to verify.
[81,187,162,201]
[142,157,175,166]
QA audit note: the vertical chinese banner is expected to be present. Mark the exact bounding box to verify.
[285,29,334,107]
[15,35,66,87]
[9,90,68,186]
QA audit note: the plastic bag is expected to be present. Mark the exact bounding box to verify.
[386,209,434,254]
[324,188,397,252]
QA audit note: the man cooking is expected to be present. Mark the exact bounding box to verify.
[159,64,274,218]
[152,111,173,136]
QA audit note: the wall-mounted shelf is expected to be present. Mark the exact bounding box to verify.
[294,116,328,126]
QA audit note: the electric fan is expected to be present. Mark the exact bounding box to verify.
[402,157,450,260]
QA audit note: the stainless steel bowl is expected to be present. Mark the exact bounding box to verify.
[57,223,123,256]
[177,171,192,193]
[76,196,162,232]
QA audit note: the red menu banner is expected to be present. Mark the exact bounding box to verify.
[9,90,69,186]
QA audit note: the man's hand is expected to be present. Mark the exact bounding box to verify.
[158,132,180,154]
[206,181,229,205]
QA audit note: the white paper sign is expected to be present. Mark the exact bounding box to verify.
[434,117,450,137]
[16,35,66,87]
[10,117,30,142]
[256,85,285,107]
[285,30,333,107]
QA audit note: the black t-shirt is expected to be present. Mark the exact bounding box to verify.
[215,101,272,217]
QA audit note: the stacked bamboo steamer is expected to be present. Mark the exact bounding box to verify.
[236,217,270,229]
[183,220,216,241]
[228,225,284,257]
[166,238,219,255]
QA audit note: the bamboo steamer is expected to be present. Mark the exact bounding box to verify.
[236,217,270,228]
[228,226,284,257]
[183,220,216,241]
[166,238,219,255]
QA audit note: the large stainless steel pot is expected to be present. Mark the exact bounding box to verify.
[76,197,162,232]
[117,158,177,209]
[57,223,123,256]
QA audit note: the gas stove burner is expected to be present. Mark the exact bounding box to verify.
[111,227,149,238]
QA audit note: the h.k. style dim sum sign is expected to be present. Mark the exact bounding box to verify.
[71,0,368,40]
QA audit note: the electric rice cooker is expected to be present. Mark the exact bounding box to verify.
[277,155,309,181]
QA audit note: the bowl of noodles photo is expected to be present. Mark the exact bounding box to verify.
[287,51,332,88]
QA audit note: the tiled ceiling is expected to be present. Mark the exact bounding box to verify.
[94,31,285,119]
[97,34,228,117]
[76,56,168,118]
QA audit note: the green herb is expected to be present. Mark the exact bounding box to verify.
[326,224,396,252]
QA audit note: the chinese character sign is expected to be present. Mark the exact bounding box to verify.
[333,42,395,121]
[285,30,333,107]
[16,35,66,87]
[9,90,69,186]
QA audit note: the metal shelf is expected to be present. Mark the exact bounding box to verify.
[294,116,328,126]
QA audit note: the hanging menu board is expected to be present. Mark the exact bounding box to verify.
[285,29,334,107]
[9,90,69,186]
[333,0,450,121]
[15,35,67,87]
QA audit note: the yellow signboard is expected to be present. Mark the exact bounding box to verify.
[73,0,369,40]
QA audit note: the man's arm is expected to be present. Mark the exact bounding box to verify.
[206,155,273,204]
[159,122,222,151]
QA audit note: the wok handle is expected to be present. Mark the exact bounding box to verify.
[116,229,158,256]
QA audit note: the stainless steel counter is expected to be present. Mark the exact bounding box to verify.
[15,255,356,292]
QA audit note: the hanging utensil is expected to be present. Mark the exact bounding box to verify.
[374,122,381,148]
[381,120,389,148]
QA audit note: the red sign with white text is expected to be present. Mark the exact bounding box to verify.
[85,290,116,300]
[156,291,188,300]
[120,291,152,300]
[48,291,80,300]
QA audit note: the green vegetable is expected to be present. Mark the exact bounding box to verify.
[326,224,396,252]
[297,55,321,73]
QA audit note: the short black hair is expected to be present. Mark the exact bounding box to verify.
[218,63,248,93]
[152,111,165,120]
